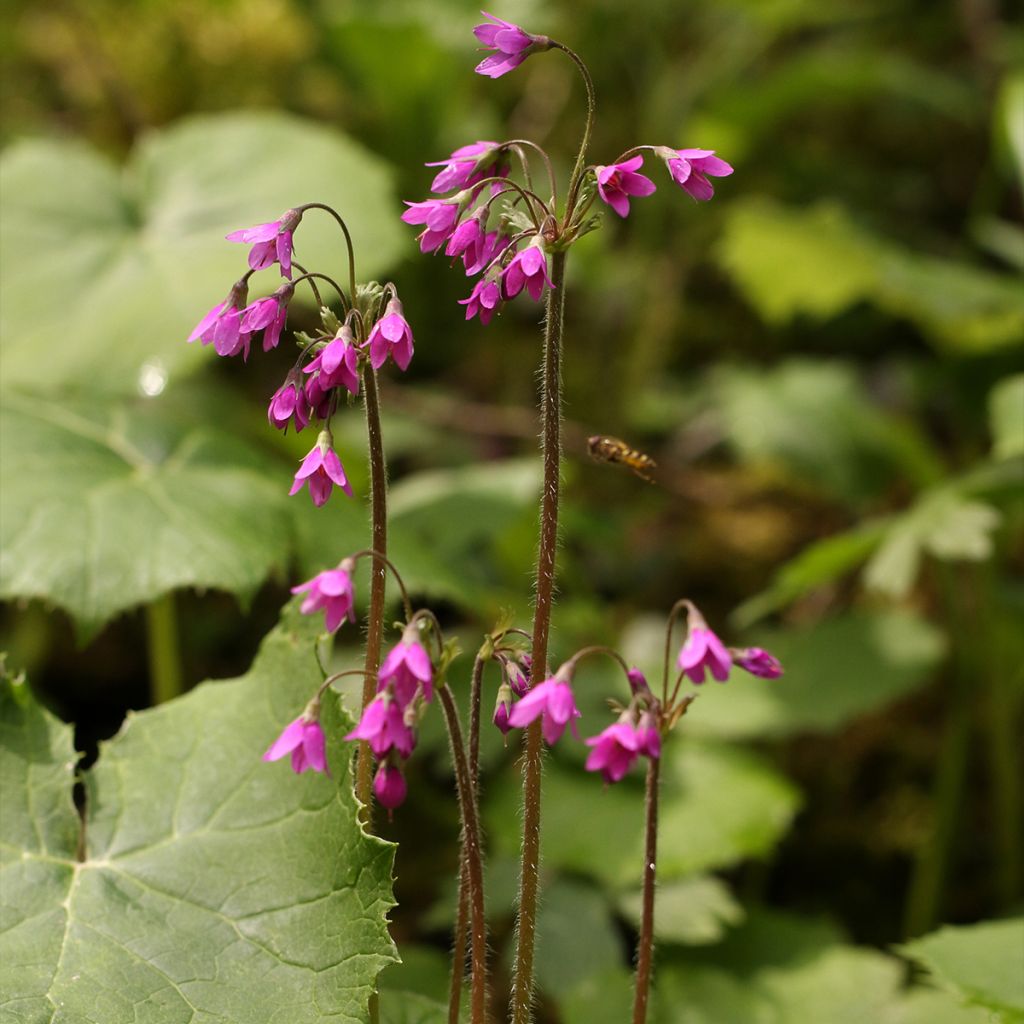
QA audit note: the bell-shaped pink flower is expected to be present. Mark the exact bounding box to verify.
[263,714,328,775]
[445,211,487,261]
[732,647,783,679]
[241,283,293,352]
[303,372,334,422]
[463,230,510,276]
[401,198,462,252]
[268,373,311,433]
[367,298,414,372]
[378,626,434,705]
[303,326,361,395]
[658,148,733,202]
[585,720,645,784]
[493,683,514,735]
[507,674,581,745]
[226,209,301,277]
[473,12,550,78]
[460,275,502,324]
[289,431,353,506]
[426,141,506,194]
[677,615,732,684]
[500,240,553,302]
[595,156,657,217]
[373,762,407,810]
[188,279,252,359]
[346,695,416,758]
[291,560,356,632]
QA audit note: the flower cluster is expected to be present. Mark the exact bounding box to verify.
[346,622,435,809]
[187,208,416,507]
[488,601,781,787]
[399,13,734,327]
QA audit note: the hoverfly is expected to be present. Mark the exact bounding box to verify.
[587,435,657,483]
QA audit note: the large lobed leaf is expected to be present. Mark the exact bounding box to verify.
[0,393,292,640]
[0,112,404,398]
[900,919,1024,1022]
[0,605,397,1023]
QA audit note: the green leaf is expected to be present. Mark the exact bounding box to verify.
[990,375,1024,460]
[379,991,450,1024]
[888,989,995,1024]
[717,200,1024,353]
[617,875,744,946]
[732,521,890,627]
[0,112,403,397]
[714,360,943,503]
[900,919,1024,1021]
[0,392,292,638]
[534,879,623,998]
[485,741,800,887]
[864,490,1002,598]
[0,604,398,1024]
[624,611,946,741]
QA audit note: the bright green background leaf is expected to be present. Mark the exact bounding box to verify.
[0,392,292,638]
[0,604,398,1023]
[0,112,404,397]
[900,919,1024,1021]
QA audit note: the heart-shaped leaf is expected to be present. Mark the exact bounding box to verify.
[0,603,397,1023]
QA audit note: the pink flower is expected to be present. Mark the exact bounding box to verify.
[426,141,505,193]
[289,431,353,506]
[346,695,415,758]
[733,647,783,679]
[501,653,531,697]
[268,373,311,433]
[303,327,361,395]
[367,298,415,371]
[594,156,657,217]
[188,280,252,359]
[401,198,462,252]
[463,230,510,275]
[374,762,407,809]
[473,12,550,79]
[459,275,502,324]
[627,667,650,694]
[659,148,733,202]
[636,710,661,759]
[585,720,645,784]
[241,283,293,352]
[226,209,302,277]
[379,628,434,705]
[677,621,732,684]
[303,372,334,422]
[493,685,514,735]
[291,561,356,632]
[263,714,328,775]
[507,675,581,745]
[500,240,552,302]
[445,211,487,261]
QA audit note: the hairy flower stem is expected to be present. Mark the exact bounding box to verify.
[511,249,567,1024]
[632,756,661,1024]
[448,653,487,1024]
[439,687,489,1024]
[552,43,596,222]
[356,366,388,821]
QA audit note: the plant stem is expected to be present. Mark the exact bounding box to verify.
[439,687,489,1024]
[632,755,661,1024]
[552,43,597,221]
[144,593,184,705]
[356,366,388,820]
[469,654,486,784]
[511,249,567,1024]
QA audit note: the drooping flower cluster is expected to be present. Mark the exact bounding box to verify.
[487,600,781,787]
[346,621,436,809]
[399,13,735,326]
[187,206,416,507]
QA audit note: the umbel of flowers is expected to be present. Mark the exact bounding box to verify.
[188,204,415,508]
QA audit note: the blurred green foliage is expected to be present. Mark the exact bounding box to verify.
[2,0,1023,1020]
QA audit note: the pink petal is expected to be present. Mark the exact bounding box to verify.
[263,717,305,761]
